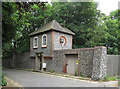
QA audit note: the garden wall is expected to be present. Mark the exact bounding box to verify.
[2,46,120,80]
[51,46,107,80]
[2,59,10,68]
[15,52,35,69]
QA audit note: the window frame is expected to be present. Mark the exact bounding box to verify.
[33,37,38,48]
[59,36,67,46]
[42,34,47,48]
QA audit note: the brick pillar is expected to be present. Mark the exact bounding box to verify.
[92,46,107,80]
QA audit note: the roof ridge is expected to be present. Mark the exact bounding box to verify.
[51,20,56,28]
[29,20,75,36]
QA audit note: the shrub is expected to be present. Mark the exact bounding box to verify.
[103,76,118,81]
[74,70,77,76]
[49,70,54,73]
[2,74,7,86]
[104,76,109,81]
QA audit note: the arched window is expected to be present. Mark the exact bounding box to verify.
[33,37,38,48]
[42,34,47,47]
[59,36,66,46]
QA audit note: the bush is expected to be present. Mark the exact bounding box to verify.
[2,74,7,86]
[103,76,118,81]
[104,76,109,81]
[74,70,77,76]
[49,70,54,73]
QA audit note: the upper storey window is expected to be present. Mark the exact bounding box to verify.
[59,36,66,46]
[42,34,47,47]
[33,37,38,48]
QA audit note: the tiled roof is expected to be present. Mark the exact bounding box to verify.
[29,20,75,36]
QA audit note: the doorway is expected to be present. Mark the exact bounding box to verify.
[39,55,42,70]
[35,52,43,71]
[66,54,78,75]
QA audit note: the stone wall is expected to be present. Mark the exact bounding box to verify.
[3,46,118,81]
[53,31,72,50]
[44,58,53,72]
[51,50,65,73]
[15,52,35,69]
[92,47,107,80]
[43,50,65,73]
[30,31,52,57]
[43,46,108,80]
[78,48,94,77]
[2,59,10,68]
[49,46,108,80]
[30,30,73,57]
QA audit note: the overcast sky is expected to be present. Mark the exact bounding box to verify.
[48,0,119,16]
[94,0,119,15]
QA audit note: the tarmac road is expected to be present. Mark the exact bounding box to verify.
[2,69,118,87]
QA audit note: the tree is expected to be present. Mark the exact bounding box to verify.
[103,9,120,54]
[2,2,17,59]
[50,2,99,48]
[3,2,119,58]
[2,2,51,57]
[12,2,52,53]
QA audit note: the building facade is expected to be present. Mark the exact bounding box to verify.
[29,20,75,71]
[6,20,114,81]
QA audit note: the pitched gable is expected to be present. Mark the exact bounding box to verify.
[29,20,75,36]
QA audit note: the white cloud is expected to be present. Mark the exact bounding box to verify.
[94,0,119,15]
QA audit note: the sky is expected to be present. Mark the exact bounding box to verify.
[48,0,119,16]
[93,0,119,15]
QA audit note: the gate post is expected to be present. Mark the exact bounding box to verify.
[92,46,107,80]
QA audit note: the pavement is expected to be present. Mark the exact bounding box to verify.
[2,76,23,89]
[2,69,119,87]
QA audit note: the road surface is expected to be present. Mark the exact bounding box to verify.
[3,69,117,87]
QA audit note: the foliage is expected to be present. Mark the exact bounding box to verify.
[2,2,17,59]
[1,74,7,86]
[74,70,77,76]
[51,2,99,48]
[103,76,119,81]
[49,70,54,73]
[2,2,51,55]
[12,2,52,54]
[103,9,120,54]
[2,2,120,59]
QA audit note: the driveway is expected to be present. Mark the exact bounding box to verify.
[3,69,118,87]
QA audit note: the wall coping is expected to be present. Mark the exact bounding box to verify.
[53,46,106,52]
[94,46,106,48]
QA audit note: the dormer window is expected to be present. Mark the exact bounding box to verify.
[33,37,38,48]
[59,36,66,46]
[42,34,47,47]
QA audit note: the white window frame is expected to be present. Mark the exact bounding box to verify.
[42,34,47,47]
[33,37,38,48]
